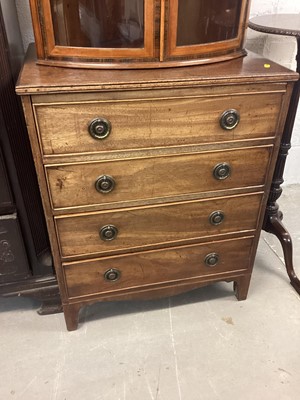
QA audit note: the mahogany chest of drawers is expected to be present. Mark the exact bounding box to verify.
[16,46,297,330]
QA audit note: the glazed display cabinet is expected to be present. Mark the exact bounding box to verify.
[29,0,251,68]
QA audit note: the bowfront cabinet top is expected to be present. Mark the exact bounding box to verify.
[29,0,251,68]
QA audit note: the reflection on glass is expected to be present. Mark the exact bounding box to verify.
[50,0,144,48]
[177,0,242,46]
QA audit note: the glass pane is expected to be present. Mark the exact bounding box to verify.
[50,0,144,48]
[177,0,242,46]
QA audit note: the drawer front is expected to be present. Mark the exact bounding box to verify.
[35,93,282,155]
[47,146,272,210]
[64,236,254,298]
[55,193,263,258]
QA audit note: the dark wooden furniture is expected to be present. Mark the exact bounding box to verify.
[249,14,300,295]
[0,1,61,313]
[29,0,251,68]
[16,46,297,330]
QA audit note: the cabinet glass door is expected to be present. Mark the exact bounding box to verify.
[167,0,246,58]
[51,0,145,48]
[41,0,155,60]
[30,0,250,67]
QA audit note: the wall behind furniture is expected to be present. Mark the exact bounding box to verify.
[248,0,300,185]
[15,0,300,184]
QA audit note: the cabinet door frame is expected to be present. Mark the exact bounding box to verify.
[31,0,155,60]
[165,0,249,58]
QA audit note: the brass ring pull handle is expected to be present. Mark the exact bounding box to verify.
[204,253,219,267]
[220,109,240,130]
[100,225,118,241]
[209,210,225,226]
[95,175,115,193]
[88,117,111,140]
[104,268,121,282]
[213,162,231,180]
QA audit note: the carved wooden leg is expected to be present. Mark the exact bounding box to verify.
[63,303,81,331]
[262,138,300,295]
[234,275,251,301]
[263,40,300,295]
[265,215,300,295]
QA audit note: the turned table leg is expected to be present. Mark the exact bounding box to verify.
[263,37,300,295]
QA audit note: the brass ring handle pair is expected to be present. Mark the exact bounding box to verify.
[95,163,231,195]
[99,209,224,243]
[88,109,239,139]
[88,109,239,141]
[103,253,220,283]
[94,169,232,200]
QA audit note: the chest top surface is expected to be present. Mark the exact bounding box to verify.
[16,45,298,95]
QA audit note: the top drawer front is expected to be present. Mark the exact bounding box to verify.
[34,93,282,155]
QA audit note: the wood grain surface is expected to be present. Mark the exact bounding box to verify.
[46,145,272,210]
[16,46,298,95]
[55,193,263,259]
[64,236,254,298]
[34,93,282,155]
